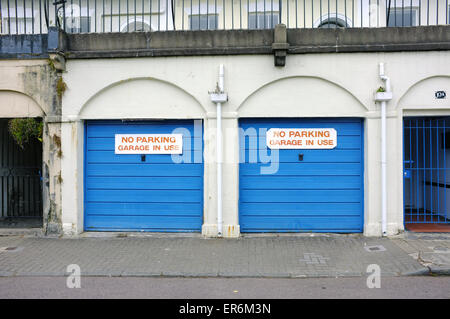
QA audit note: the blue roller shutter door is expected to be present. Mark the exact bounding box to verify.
[84,120,203,232]
[239,118,364,233]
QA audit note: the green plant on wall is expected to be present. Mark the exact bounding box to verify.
[8,118,43,149]
[56,77,67,100]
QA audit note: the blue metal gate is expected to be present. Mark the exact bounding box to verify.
[239,118,364,233]
[84,120,203,232]
[403,117,450,224]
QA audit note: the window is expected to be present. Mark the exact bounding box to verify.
[121,21,152,32]
[314,14,351,28]
[448,6,450,24]
[189,14,218,30]
[248,12,279,29]
[2,18,33,34]
[317,18,348,28]
[387,8,417,27]
[65,16,91,33]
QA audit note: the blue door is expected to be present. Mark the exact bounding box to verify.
[403,117,450,225]
[239,118,364,233]
[84,120,203,232]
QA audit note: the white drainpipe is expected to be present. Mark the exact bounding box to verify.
[377,63,392,237]
[210,65,228,237]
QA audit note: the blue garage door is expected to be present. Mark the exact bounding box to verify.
[84,120,203,232]
[239,118,364,233]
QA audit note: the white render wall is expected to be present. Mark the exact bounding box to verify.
[60,51,450,237]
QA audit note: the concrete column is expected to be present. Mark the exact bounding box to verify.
[364,117,382,236]
[364,113,404,236]
[61,119,84,235]
[222,117,240,237]
[387,113,405,235]
[201,116,240,238]
[202,117,216,236]
[42,120,63,235]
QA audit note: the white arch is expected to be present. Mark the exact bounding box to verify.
[398,75,450,109]
[78,77,206,119]
[237,76,368,117]
[0,90,45,117]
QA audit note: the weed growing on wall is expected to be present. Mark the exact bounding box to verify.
[56,77,67,100]
[8,118,43,149]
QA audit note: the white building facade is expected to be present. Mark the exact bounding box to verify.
[58,49,450,237]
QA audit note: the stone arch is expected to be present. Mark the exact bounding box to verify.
[0,90,45,118]
[78,77,206,119]
[237,76,367,117]
[398,75,450,109]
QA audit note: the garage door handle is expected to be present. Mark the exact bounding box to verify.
[298,154,304,161]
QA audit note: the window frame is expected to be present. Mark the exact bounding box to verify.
[387,7,419,27]
[120,19,152,32]
[65,16,91,33]
[1,17,33,34]
[314,13,352,28]
[248,11,280,29]
[189,13,219,30]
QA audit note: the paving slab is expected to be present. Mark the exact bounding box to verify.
[391,232,450,275]
[0,234,431,278]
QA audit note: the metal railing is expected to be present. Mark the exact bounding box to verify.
[404,117,450,224]
[1,0,449,34]
[0,119,43,218]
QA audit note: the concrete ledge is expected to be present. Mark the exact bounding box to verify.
[66,29,274,58]
[2,26,449,59]
[400,268,431,276]
[77,231,203,238]
[287,26,450,53]
[64,26,450,59]
[429,266,450,275]
[0,228,43,237]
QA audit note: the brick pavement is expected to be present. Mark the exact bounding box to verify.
[0,233,434,278]
[391,232,450,275]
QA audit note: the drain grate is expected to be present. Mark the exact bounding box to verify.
[364,245,386,252]
[299,253,329,265]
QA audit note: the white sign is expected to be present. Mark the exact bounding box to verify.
[266,128,337,149]
[115,134,183,154]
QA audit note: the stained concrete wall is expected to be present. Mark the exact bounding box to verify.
[0,59,62,234]
[59,50,450,237]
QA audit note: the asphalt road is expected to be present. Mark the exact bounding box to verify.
[0,276,449,299]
